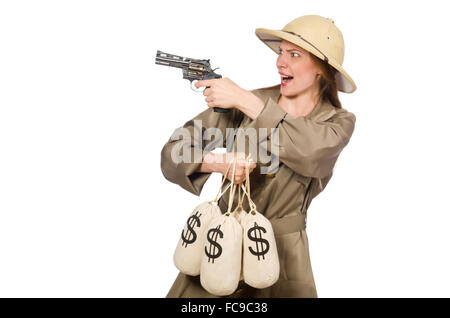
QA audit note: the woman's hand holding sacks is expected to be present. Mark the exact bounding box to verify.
[202,152,256,184]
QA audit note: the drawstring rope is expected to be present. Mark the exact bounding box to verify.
[226,154,238,214]
[235,155,257,213]
[212,154,257,214]
[212,157,235,203]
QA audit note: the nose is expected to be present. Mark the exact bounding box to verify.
[276,52,288,69]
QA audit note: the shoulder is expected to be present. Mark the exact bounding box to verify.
[249,84,280,101]
[333,104,356,124]
[328,105,357,141]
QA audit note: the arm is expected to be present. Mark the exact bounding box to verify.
[198,152,256,185]
[189,78,356,179]
[160,107,242,196]
[197,152,219,174]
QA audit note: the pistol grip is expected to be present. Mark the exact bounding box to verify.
[206,86,230,113]
[213,107,230,113]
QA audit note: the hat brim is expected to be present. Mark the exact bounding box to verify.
[255,28,356,93]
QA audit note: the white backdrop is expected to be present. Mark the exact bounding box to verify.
[1,0,449,297]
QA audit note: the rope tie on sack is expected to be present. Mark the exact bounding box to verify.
[226,154,238,214]
[236,155,257,213]
[212,157,235,204]
[211,154,257,213]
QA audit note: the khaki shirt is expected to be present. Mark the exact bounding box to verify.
[161,84,356,222]
[162,84,356,298]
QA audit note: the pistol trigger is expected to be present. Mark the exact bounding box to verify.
[191,80,204,92]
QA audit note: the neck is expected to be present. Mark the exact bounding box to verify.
[278,88,321,118]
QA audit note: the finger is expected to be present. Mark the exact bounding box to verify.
[202,88,211,96]
[195,80,213,88]
[233,171,243,179]
[206,95,217,103]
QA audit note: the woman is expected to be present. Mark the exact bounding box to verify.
[161,15,357,298]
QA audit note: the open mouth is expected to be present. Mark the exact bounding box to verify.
[281,76,294,85]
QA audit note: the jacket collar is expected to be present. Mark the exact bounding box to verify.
[261,84,337,122]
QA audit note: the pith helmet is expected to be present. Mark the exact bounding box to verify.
[255,15,356,93]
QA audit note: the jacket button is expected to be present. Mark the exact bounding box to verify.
[266,173,276,178]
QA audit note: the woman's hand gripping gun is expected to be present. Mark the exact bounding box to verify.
[155,50,229,113]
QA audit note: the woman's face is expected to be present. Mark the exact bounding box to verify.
[277,40,320,98]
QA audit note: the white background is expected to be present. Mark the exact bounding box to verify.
[1,0,449,297]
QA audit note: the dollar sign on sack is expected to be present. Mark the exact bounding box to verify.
[248,222,270,261]
[181,211,201,247]
[205,225,223,263]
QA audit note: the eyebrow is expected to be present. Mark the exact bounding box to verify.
[279,47,303,52]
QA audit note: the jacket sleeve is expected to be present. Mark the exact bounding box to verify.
[246,96,356,179]
[161,107,242,196]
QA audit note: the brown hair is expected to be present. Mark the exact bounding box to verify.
[310,54,342,108]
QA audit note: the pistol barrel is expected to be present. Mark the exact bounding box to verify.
[155,50,191,68]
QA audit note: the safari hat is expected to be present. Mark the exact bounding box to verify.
[255,15,356,93]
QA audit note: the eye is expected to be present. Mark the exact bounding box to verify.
[277,48,300,57]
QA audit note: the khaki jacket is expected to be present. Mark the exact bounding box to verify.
[161,84,356,298]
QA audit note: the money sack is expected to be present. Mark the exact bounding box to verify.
[241,209,280,289]
[173,201,222,276]
[200,211,243,296]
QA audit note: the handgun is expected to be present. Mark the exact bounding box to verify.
[155,50,229,113]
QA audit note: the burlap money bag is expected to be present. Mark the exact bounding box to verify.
[200,159,243,296]
[241,209,279,288]
[173,164,233,276]
[240,158,280,289]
